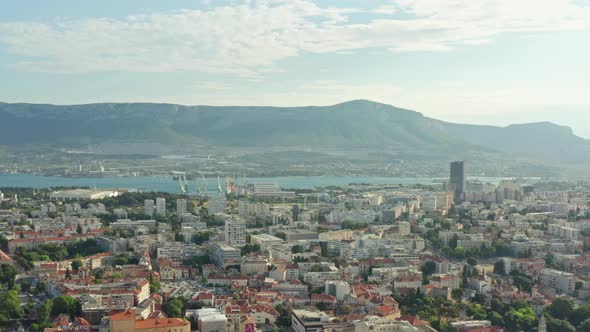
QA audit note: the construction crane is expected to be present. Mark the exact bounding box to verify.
[217,176,223,194]
[178,175,188,194]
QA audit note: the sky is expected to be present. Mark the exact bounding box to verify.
[1,0,590,136]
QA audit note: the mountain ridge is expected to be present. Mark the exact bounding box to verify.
[0,100,585,163]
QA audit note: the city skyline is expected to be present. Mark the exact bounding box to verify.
[0,0,589,137]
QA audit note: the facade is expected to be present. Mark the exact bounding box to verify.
[250,234,284,252]
[208,194,227,215]
[155,197,166,216]
[450,161,466,203]
[176,199,187,220]
[143,200,154,217]
[224,219,247,247]
[540,268,576,294]
[291,310,331,332]
[209,242,241,268]
[353,316,420,332]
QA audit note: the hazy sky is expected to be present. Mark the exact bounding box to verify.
[1,0,589,136]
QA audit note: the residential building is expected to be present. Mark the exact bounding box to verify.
[155,197,166,216]
[540,268,576,295]
[144,200,154,217]
[177,199,187,220]
[209,242,241,268]
[225,219,246,247]
[109,309,190,332]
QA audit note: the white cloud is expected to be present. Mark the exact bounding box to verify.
[0,0,589,74]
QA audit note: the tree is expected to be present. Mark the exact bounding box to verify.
[275,304,291,327]
[149,275,161,294]
[504,306,537,332]
[51,295,81,319]
[34,281,47,295]
[466,257,478,266]
[335,304,352,315]
[36,299,53,329]
[579,318,590,332]
[71,259,83,270]
[0,264,17,288]
[20,280,31,293]
[76,223,83,234]
[546,316,575,332]
[422,261,436,276]
[571,303,590,327]
[510,271,533,292]
[493,260,505,275]
[546,297,575,320]
[449,234,458,249]
[291,245,304,254]
[451,288,463,302]
[486,311,504,326]
[0,289,23,325]
[241,244,260,256]
[163,297,186,318]
[452,247,465,259]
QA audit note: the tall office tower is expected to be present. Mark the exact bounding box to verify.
[450,161,466,203]
[177,199,187,220]
[144,199,155,217]
[224,219,246,247]
[155,197,166,216]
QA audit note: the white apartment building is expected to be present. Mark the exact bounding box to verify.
[224,219,246,247]
[209,242,241,268]
[177,199,187,220]
[144,200,154,217]
[155,197,166,216]
[208,194,227,215]
[540,268,576,295]
[250,234,284,252]
[324,280,351,301]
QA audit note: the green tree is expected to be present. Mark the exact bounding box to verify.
[451,288,463,302]
[149,275,161,294]
[493,260,505,275]
[422,261,436,276]
[34,281,47,295]
[449,234,458,249]
[546,315,575,332]
[20,280,31,293]
[291,245,304,254]
[486,311,504,326]
[570,303,590,326]
[504,307,537,332]
[0,289,23,325]
[241,244,260,256]
[51,296,81,319]
[163,297,186,318]
[71,259,83,270]
[36,299,53,328]
[579,318,590,332]
[0,264,17,288]
[466,257,478,266]
[546,297,575,320]
[275,304,292,327]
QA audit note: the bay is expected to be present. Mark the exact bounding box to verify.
[0,173,511,194]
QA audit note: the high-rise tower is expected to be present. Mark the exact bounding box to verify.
[450,161,465,203]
